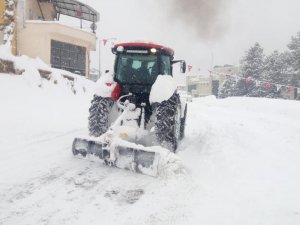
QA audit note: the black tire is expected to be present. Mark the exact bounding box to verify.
[179,104,187,140]
[155,93,181,152]
[88,95,114,137]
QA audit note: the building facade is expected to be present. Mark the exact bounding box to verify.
[1,0,99,79]
[186,74,213,97]
[186,65,240,97]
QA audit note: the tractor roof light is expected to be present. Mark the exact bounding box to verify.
[150,48,157,54]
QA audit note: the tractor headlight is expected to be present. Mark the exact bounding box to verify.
[150,48,157,54]
[117,46,124,52]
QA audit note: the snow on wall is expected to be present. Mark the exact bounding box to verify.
[0,47,95,95]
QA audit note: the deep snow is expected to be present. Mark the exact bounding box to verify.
[1,73,300,225]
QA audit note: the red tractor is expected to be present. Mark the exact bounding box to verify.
[72,42,187,176]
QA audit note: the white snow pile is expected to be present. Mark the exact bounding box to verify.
[1,58,300,225]
[94,71,117,97]
[0,51,95,159]
[149,74,177,103]
[0,49,95,95]
[109,138,185,177]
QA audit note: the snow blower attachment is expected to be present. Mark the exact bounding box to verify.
[72,137,160,176]
[72,42,187,176]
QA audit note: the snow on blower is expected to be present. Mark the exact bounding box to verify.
[72,42,187,176]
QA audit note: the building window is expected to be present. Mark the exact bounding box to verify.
[188,84,197,93]
[51,40,86,76]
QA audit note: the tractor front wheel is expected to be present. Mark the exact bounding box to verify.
[88,95,114,137]
[154,93,181,152]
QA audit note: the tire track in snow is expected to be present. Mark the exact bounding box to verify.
[4,128,86,154]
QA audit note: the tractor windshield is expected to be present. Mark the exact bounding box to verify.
[115,54,158,85]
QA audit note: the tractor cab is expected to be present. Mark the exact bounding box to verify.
[112,42,186,95]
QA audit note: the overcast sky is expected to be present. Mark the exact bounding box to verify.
[80,0,300,75]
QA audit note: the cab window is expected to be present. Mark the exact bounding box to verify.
[161,55,171,75]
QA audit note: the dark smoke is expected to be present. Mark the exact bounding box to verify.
[167,0,233,41]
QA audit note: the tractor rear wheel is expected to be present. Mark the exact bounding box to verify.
[155,93,181,152]
[179,104,187,140]
[88,95,114,137]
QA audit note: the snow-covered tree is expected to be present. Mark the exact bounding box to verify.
[238,43,267,97]
[264,51,280,80]
[1,0,16,53]
[246,82,266,97]
[220,33,300,100]
[240,42,265,79]
[287,32,300,75]
[218,77,236,98]
[287,32,300,92]
[218,76,253,98]
[235,78,248,96]
[263,51,293,86]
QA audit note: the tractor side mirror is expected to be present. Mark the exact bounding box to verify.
[180,61,186,73]
[171,60,187,73]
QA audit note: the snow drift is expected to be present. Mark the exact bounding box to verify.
[1,53,300,224]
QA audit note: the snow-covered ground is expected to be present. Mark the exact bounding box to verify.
[1,73,300,225]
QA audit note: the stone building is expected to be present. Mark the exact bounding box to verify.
[0,0,99,78]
